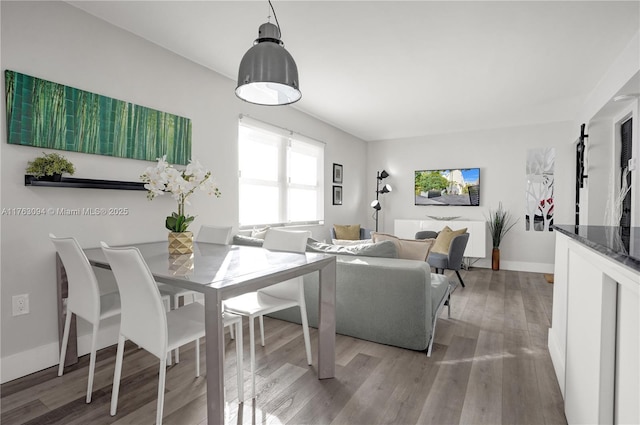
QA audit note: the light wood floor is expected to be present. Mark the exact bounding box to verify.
[1,268,567,425]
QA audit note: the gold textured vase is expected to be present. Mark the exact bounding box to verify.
[168,231,194,255]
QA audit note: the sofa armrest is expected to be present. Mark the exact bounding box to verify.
[271,255,436,351]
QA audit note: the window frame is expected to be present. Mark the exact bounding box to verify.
[238,116,325,228]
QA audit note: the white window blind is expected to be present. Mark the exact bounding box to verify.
[238,116,324,227]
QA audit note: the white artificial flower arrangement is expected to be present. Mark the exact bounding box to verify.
[141,155,221,232]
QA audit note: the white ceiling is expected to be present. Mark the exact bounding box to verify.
[67,1,639,142]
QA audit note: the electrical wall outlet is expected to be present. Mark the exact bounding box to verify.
[12,294,29,316]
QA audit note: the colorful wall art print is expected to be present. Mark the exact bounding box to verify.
[525,147,555,231]
[5,70,191,164]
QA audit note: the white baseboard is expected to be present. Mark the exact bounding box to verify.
[501,260,554,273]
[547,327,566,398]
[1,321,119,384]
[0,342,60,384]
[471,258,554,273]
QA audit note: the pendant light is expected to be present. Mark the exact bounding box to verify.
[236,1,301,106]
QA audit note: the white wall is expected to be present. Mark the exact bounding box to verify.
[0,1,367,382]
[577,32,639,128]
[367,121,575,272]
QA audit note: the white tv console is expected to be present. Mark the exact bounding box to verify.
[394,219,487,258]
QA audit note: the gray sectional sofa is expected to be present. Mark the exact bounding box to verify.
[232,235,450,352]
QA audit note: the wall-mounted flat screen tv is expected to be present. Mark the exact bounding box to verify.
[414,168,480,206]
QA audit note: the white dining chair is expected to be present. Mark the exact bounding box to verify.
[100,242,244,425]
[195,224,236,332]
[197,224,233,244]
[223,228,313,397]
[49,233,121,404]
[156,279,199,362]
[160,224,234,362]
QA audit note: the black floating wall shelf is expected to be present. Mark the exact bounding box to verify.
[25,175,146,191]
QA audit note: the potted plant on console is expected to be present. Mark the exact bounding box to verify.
[487,202,518,270]
[26,152,75,181]
[141,155,221,255]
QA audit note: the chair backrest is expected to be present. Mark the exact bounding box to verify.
[197,225,232,244]
[263,228,311,252]
[259,228,311,301]
[49,234,101,324]
[448,233,470,271]
[100,242,168,359]
[415,230,439,240]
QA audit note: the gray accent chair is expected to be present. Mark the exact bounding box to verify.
[330,227,372,240]
[416,231,469,288]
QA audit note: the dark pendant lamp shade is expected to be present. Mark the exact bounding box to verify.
[236,22,301,106]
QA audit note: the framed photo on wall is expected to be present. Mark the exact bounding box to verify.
[333,185,343,205]
[333,163,343,183]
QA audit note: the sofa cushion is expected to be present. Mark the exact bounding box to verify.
[332,238,373,246]
[232,234,264,247]
[371,232,435,261]
[431,226,467,254]
[333,224,361,240]
[306,238,398,258]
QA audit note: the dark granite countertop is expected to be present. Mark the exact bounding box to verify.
[553,225,640,274]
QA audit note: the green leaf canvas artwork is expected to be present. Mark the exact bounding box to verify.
[5,70,191,165]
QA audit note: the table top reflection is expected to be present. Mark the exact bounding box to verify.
[84,241,334,294]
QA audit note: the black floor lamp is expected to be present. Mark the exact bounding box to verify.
[371,170,392,232]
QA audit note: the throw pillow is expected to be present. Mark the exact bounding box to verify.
[371,232,435,261]
[431,226,468,254]
[333,224,361,240]
[251,226,270,239]
[306,238,398,258]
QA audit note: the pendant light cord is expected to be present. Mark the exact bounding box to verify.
[268,0,282,36]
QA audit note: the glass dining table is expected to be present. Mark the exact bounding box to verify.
[82,240,337,425]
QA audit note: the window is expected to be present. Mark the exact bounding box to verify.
[238,116,324,227]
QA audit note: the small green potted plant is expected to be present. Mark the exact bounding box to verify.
[26,152,75,181]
